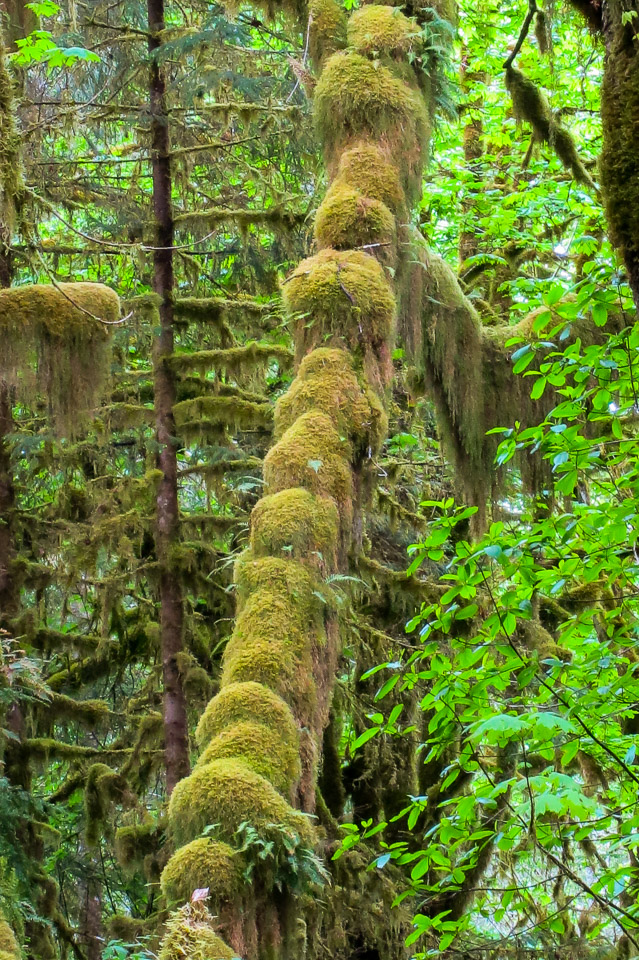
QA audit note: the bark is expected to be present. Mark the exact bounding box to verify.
[600,0,639,309]
[147,0,190,795]
[78,872,103,960]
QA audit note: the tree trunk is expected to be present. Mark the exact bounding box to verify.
[147,0,190,796]
[600,0,639,308]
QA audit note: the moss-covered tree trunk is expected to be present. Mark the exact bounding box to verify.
[158,2,436,958]
[147,0,190,796]
[600,0,639,309]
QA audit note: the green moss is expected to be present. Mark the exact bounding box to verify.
[251,487,339,565]
[159,903,235,960]
[0,282,119,434]
[282,248,395,359]
[167,758,315,848]
[115,819,163,871]
[505,66,594,187]
[161,838,241,906]
[314,182,396,254]
[197,719,301,795]
[314,51,428,185]
[173,396,273,434]
[0,922,19,959]
[274,348,387,452]
[220,582,317,707]
[234,554,316,602]
[0,28,23,232]
[347,4,418,58]
[263,410,353,508]
[196,681,297,750]
[308,0,347,67]
[85,763,127,846]
[334,141,405,213]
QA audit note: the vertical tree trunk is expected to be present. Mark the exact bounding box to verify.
[459,56,485,267]
[147,0,190,796]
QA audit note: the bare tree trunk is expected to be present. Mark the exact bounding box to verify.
[147,0,190,795]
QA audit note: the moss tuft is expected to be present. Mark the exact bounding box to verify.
[264,410,353,510]
[197,719,301,795]
[159,903,235,960]
[196,681,298,750]
[282,248,395,363]
[0,922,19,959]
[314,51,428,182]
[334,141,405,213]
[274,348,387,452]
[167,758,315,848]
[308,0,347,67]
[160,838,241,906]
[347,4,418,58]
[251,487,339,566]
[314,182,396,254]
[115,819,162,872]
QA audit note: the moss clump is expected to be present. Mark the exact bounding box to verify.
[160,838,241,906]
[282,248,395,360]
[234,555,316,603]
[196,681,297,750]
[0,283,119,434]
[115,819,162,871]
[159,903,235,960]
[0,922,19,959]
[308,0,347,67]
[314,52,428,172]
[505,66,594,188]
[251,487,339,566]
[274,348,387,453]
[167,758,315,848]
[264,411,353,509]
[347,4,418,58]
[334,141,405,213]
[197,720,301,795]
[314,182,396,254]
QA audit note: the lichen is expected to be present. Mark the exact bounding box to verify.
[250,487,339,566]
[333,141,405,214]
[167,758,315,848]
[159,902,235,960]
[196,681,298,751]
[263,410,353,510]
[308,0,348,67]
[160,838,242,906]
[347,4,418,59]
[314,182,396,255]
[197,719,301,795]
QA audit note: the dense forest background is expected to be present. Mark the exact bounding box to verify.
[0,0,638,958]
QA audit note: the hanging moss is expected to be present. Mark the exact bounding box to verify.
[167,758,315,848]
[505,66,594,188]
[0,283,119,433]
[169,342,292,378]
[195,680,296,748]
[263,411,353,510]
[333,141,405,214]
[314,182,396,255]
[161,838,242,906]
[250,487,339,566]
[197,719,301,795]
[274,348,387,452]
[314,52,428,180]
[85,762,127,846]
[115,819,163,872]
[173,396,273,433]
[347,4,418,59]
[309,0,348,68]
[159,903,235,960]
[282,249,395,374]
[47,693,110,728]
